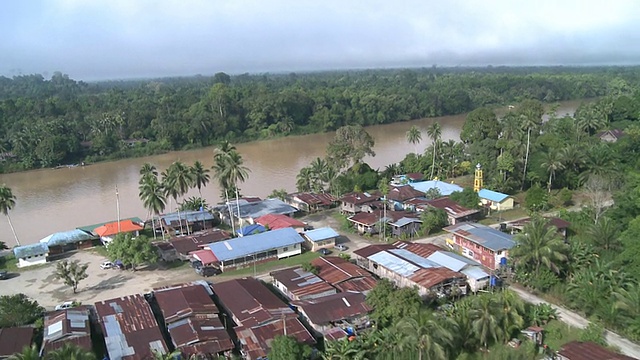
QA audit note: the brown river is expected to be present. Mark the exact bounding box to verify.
[0,101,584,245]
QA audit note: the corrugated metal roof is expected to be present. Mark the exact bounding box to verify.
[391,217,423,227]
[236,224,266,236]
[191,249,219,265]
[304,227,340,242]
[409,267,465,289]
[256,214,305,230]
[478,189,510,202]
[168,317,233,355]
[0,327,35,357]
[230,198,298,220]
[444,222,515,251]
[270,267,336,299]
[461,266,490,280]
[426,251,469,272]
[154,283,220,324]
[13,242,49,258]
[161,210,214,225]
[388,249,439,269]
[208,228,304,262]
[42,306,92,355]
[368,251,420,277]
[409,181,463,196]
[77,217,143,233]
[293,292,371,325]
[39,229,96,247]
[558,341,637,360]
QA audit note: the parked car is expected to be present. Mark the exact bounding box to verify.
[316,248,331,256]
[54,301,75,311]
[0,270,7,280]
[334,244,348,251]
[196,266,219,277]
[100,261,114,270]
[191,260,203,269]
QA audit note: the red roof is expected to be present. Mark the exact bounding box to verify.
[393,241,441,258]
[292,292,371,325]
[425,197,480,218]
[42,306,92,355]
[169,317,234,356]
[154,284,220,324]
[558,341,637,360]
[235,317,315,360]
[353,244,396,258]
[255,214,305,230]
[291,192,336,206]
[170,230,231,255]
[191,249,218,265]
[311,256,377,293]
[94,219,143,237]
[270,267,337,300]
[339,191,380,205]
[410,267,466,289]
[0,327,35,357]
[387,185,425,202]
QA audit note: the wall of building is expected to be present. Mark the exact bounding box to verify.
[18,253,48,268]
[454,235,497,269]
[305,238,335,252]
[277,243,302,259]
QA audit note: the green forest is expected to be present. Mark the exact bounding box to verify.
[1,67,640,172]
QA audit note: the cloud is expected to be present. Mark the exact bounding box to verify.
[0,0,638,80]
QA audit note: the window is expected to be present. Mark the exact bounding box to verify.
[497,251,503,255]
[468,251,474,257]
[283,247,288,252]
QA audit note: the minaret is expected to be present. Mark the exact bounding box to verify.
[474,163,483,192]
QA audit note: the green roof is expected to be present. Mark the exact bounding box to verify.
[77,217,144,233]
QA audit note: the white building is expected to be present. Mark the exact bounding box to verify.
[13,243,49,268]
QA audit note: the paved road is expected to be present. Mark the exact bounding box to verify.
[510,286,640,357]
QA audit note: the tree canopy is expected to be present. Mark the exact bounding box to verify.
[0,294,44,328]
[106,233,158,270]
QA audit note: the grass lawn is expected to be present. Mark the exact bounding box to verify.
[218,251,321,278]
[478,208,529,225]
[0,254,19,271]
[542,319,583,351]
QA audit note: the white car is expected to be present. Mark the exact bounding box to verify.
[100,261,114,270]
[54,301,75,311]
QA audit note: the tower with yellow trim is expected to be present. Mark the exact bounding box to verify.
[474,163,483,192]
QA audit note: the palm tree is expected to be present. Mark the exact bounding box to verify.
[0,184,19,246]
[471,294,502,349]
[518,104,543,189]
[296,167,314,192]
[163,161,194,235]
[512,217,568,274]
[586,216,620,251]
[397,310,453,360]
[213,141,250,232]
[450,302,479,354]
[426,123,442,180]
[150,349,182,360]
[8,345,40,360]
[45,343,96,360]
[139,175,166,240]
[190,160,210,198]
[613,284,640,338]
[541,151,565,192]
[406,125,422,155]
[322,339,363,360]
[139,163,158,184]
[496,290,525,342]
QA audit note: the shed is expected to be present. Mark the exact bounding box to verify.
[39,229,98,253]
[478,189,514,211]
[13,243,49,268]
[303,227,339,252]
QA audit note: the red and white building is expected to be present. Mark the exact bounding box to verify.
[443,222,515,270]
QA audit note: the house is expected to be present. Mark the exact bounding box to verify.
[507,217,571,241]
[292,292,372,335]
[556,341,637,360]
[409,180,463,196]
[597,129,625,143]
[206,228,305,272]
[191,249,219,267]
[94,220,144,245]
[478,189,514,211]
[39,229,99,255]
[0,327,34,359]
[444,222,516,270]
[77,217,144,235]
[13,243,49,268]
[270,267,337,300]
[348,210,419,236]
[339,192,380,215]
[256,213,306,231]
[422,197,481,225]
[212,278,315,360]
[390,173,424,186]
[159,210,216,235]
[94,294,168,360]
[386,185,426,210]
[236,224,266,237]
[303,227,340,252]
[153,283,234,357]
[310,257,377,294]
[392,241,491,292]
[286,192,337,212]
[354,245,467,299]
[41,306,92,356]
[389,217,423,238]
[220,198,298,226]
[167,229,232,260]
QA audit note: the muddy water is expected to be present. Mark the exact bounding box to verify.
[0,101,583,245]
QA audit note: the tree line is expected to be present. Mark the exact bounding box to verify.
[1,67,639,172]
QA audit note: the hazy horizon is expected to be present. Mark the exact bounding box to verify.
[2,0,639,81]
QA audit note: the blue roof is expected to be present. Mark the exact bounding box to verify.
[391,217,423,227]
[208,227,304,261]
[161,210,214,224]
[478,189,510,202]
[304,227,339,242]
[218,199,298,220]
[444,222,516,251]
[409,181,463,196]
[39,229,96,246]
[427,251,470,272]
[388,249,439,269]
[237,224,266,236]
[368,251,420,277]
[14,242,49,258]
[461,266,490,280]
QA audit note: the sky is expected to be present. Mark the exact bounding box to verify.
[1,0,639,81]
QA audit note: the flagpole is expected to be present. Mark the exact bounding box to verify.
[116,185,121,233]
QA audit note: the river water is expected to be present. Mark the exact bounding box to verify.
[0,101,583,245]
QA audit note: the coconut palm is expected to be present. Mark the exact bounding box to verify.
[45,342,96,360]
[541,151,565,192]
[450,301,479,354]
[190,160,210,198]
[213,141,250,232]
[322,339,363,360]
[150,349,182,360]
[586,216,620,251]
[512,217,569,274]
[296,167,314,192]
[496,290,525,342]
[8,345,39,360]
[471,294,502,348]
[613,284,640,338]
[139,163,158,184]
[397,310,453,360]
[518,103,543,190]
[0,184,19,246]
[163,161,194,234]
[406,125,422,155]
[426,123,442,180]
[139,175,166,239]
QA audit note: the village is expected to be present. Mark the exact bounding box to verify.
[1,163,629,360]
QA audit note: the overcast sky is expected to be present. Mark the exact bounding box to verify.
[1,0,639,81]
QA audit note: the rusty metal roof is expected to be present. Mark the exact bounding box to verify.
[425,197,481,218]
[339,191,380,205]
[311,256,377,293]
[290,192,336,206]
[409,267,466,289]
[0,327,35,357]
[558,341,637,360]
[168,317,233,356]
[154,283,220,324]
[292,292,371,325]
[94,294,167,360]
[270,267,337,299]
[170,229,232,255]
[43,306,92,355]
[236,316,315,360]
[393,241,440,258]
[387,185,425,202]
[353,244,396,258]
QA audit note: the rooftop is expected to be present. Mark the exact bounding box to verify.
[558,341,637,360]
[236,224,266,236]
[387,185,425,202]
[0,327,35,357]
[339,191,381,205]
[311,256,377,293]
[478,188,510,203]
[77,217,143,233]
[444,222,516,251]
[39,229,96,247]
[191,249,219,266]
[303,227,340,242]
[13,242,49,258]
[255,213,306,230]
[270,267,336,299]
[292,292,371,325]
[94,294,167,360]
[208,227,304,262]
[160,210,215,226]
[409,180,463,196]
[169,230,232,255]
[235,315,315,360]
[154,283,220,324]
[410,267,466,289]
[289,192,336,206]
[425,197,480,218]
[168,317,233,356]
[94,220,144,237]
[227,198,298,220]
[43,306,92,354]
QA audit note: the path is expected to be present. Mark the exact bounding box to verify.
[510,286,640,357]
